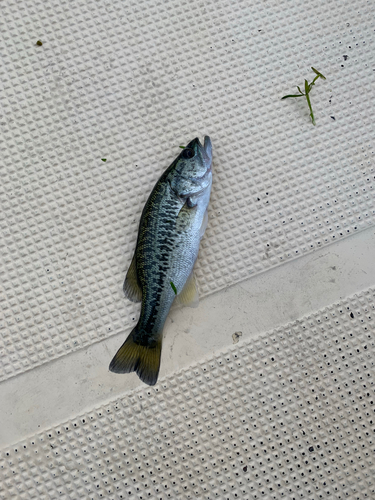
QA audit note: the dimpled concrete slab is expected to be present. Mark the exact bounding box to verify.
[0,286,374,499]
[1,0,375,497]
[0,0,374,380]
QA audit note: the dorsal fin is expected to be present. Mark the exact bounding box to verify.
[123,253,142,302]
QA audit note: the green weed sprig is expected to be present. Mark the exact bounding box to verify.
[281,67,326,125]
[170,281,177,295]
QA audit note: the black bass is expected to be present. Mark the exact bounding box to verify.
[109,136,213,385]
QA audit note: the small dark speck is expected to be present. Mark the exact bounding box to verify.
[101,158,107,162]
[331,116,336,120]
[343,55,348,60]
[341,65,344,67]
[243,466,248,472]
[257,197,260,201]
[350,312,354,319]
[36,40,43,46]
[309,446,314,452]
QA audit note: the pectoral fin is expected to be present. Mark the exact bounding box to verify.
[176,271,199,308]
[175,204,195,233]
[123,253,142,302]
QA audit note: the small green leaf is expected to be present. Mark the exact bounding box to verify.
[281,94,305,100]
[170,281,177,295]
[36,40,43,46]
[179,145,186,149]
[101,158,107,162]
[311,67,326,80]
[304,79,310,95]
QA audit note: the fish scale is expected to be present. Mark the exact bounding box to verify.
[136,183,185,336]
[109,137,212,386]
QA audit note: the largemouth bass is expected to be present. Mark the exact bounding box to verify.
[109,136,213,386]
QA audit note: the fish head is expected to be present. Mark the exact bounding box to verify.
[169,136,212,199]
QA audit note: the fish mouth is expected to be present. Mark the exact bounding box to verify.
[179,136,213,199]
[194,137,212,184]
[186,136,212,166]
[201,136,212,176]
[202,136,212,163]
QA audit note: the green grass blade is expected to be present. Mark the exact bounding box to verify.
[304,79,315,125]
[304,79,312,97]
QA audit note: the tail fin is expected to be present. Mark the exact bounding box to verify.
[109,330,162,386]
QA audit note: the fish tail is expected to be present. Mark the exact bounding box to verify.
[109,329,162,386]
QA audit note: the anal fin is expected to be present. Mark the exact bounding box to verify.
[176,271,199,308]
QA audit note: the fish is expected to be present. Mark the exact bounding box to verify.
[109,136,213,386]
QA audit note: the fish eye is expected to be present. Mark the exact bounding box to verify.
[181,148,195,159]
